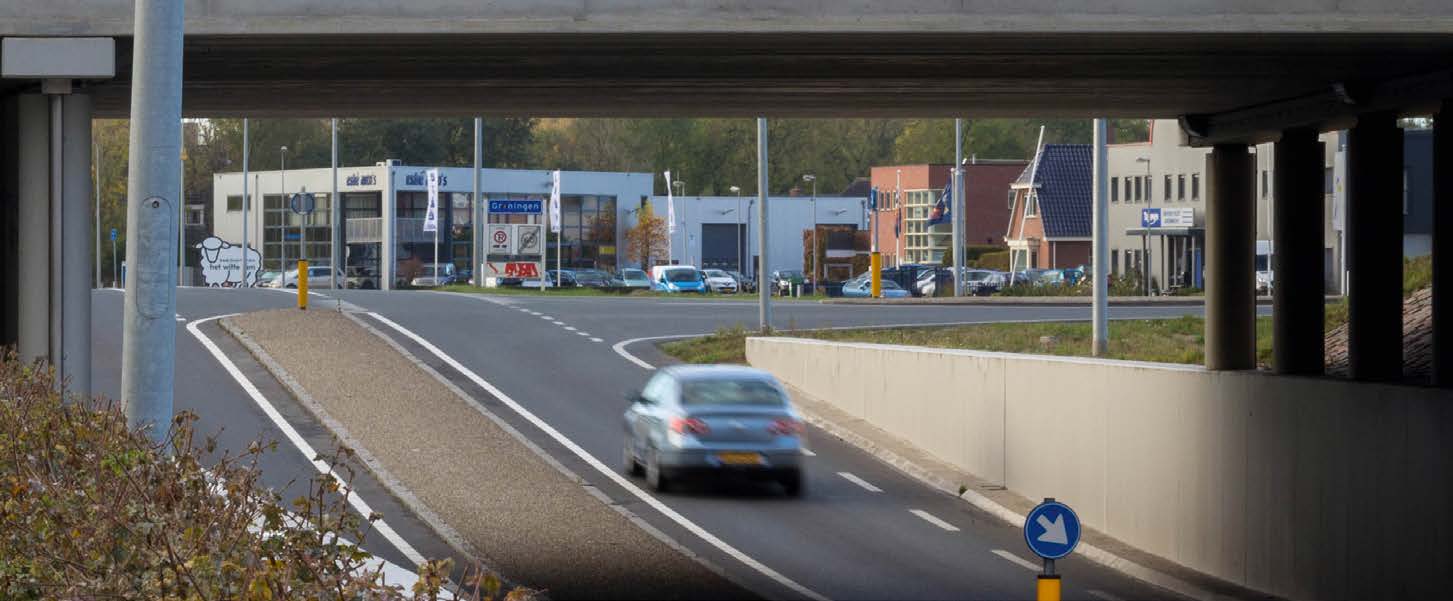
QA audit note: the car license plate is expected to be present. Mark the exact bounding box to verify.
[716,452,763,466]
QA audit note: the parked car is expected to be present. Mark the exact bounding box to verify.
[522,269,579,288]
[840,277,911,298]
[344,266,379,289]
[275,265,344,289]
[702,269,739,294]
[622,365,806,495]
[616,268,654,291]
[257,270,283,288]
[572,269,614,288]
[410,263,458,288]
[964,269,1004,295]
[726,270,756,293]
[772,270,805,295]
[652,266,707,294]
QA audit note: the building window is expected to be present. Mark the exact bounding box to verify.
[1178,174,1186,201]
[1164,175,1172,201]
[186,206,205,226]
[226,195,244,212]
[1025,191,1038,217]
[1404,168,1410,215]
[261,192,332,271]
[1111,249,1119,275]
[1007,188,1017,209]
[1134,176,1143,202]
[1261,170,1269,198]
[1124,178,1133,204]
[1110,177,1119,202]
[1192,173,1201,200]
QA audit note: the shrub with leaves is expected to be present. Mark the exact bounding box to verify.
[0,355,521,601]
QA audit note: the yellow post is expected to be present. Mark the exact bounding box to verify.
[1036,575,1061,601]
[297,259,309,311]
[870,252,882,298]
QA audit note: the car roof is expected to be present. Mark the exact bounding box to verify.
[660,364,778,383]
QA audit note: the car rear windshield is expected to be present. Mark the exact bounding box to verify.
[667,270,700,282]
[680,379,786,407]
[623,269,647,279]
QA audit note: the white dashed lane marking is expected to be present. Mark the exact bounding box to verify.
[1088,590,1125,601]
[590,337,604,343]
[910,509,960,532]
[837,472,882,492]
[991,549,1040,572]
[564,326,577,331]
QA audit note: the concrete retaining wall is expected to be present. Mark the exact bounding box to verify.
[747,337,1453,600]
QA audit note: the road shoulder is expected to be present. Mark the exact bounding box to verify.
[224,309,754,600]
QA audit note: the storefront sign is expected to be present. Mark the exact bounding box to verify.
[1141,207,1194,228]
[343,173,377,187]
[404,170,448,187]
[488,199,542,214]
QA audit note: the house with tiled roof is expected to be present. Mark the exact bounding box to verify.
[1004,143,1092,270]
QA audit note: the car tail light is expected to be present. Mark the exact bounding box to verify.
[670,417,710,435]
[767,418,805,436]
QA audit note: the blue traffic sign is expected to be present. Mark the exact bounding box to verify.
[1140,207,1162,228]
[1024,500,1081,560]
[109,228,117,241]
[489,199,542,214]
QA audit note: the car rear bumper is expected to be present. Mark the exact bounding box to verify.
[657,448,803,473]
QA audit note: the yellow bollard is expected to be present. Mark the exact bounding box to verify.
[870,252,882,298]
[1036,575,1061,601]
[297,259,308,311]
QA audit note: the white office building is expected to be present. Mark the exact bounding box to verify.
[646,195,868,277]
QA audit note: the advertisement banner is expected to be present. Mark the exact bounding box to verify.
[549,170,562,234]
[423,168,440,233]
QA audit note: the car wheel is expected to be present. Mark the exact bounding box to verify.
[622,438,643,477]
[779,470,804,497]
[285,284,296,289]
[645,447,669,492]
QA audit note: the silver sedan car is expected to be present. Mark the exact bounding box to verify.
[622,365,806,496]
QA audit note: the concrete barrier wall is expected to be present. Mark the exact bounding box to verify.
[747,337,1453,600]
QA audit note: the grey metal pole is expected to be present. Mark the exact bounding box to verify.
[62,95,94,397]
[331,118,340,289]
[178,122,185,286]
[95,139,101,289]
[280,146,288,269]
[757,117,771,331]
[241,118,248,287]
[473,117,482,281]
[1092,118,1110,356]
[953,118,965,296]
[122,0,185,441]
[50,95,63,380]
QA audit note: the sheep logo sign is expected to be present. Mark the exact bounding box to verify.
[195,236,263,287]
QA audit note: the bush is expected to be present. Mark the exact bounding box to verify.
[0,355,521,601]
[972,250,1010,271]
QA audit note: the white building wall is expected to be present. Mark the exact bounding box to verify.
[644,195,867,275]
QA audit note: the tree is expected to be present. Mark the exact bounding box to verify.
[625,202,668,268]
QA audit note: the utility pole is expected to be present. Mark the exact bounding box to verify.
[473,118,482,282]
[804,174,817,288]
[953,118,966,296]
[331,118,340,289]
[241,118,248,288]
[122,0,184,442]
[757,118,771,331]
[1092,118,1110,356]
[731,185,742,273]
[94,141,101,288]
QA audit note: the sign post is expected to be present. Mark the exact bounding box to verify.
[425,168,440,286]
[110,228,118,288]
[1024,498,1081,601]
[289,190,316,309]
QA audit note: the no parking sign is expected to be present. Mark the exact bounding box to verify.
[488,224,513,254]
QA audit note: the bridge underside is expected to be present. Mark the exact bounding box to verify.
[5,33,1447,122]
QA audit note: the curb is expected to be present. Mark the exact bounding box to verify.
[218,316,506,594]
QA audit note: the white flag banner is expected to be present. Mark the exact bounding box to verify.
[549,169,562,234]
[423,169,440,233]
[665,170,676,234]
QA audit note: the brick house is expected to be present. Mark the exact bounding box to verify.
[1004,144,1091,270]
[868,160,1026,266]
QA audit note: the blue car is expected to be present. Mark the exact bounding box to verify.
[840,277,911,298]
[654,266,709,293]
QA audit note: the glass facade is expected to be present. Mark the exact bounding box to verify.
[262,193,332,271]
[487,193,617,271]
[903,189,947,264]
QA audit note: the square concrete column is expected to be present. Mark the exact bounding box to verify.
[15,94,49,363]
[1346,112,1404,381]
[1204,144,1256,370]
[1435,101,1452,386]
[1272,128,1325,375]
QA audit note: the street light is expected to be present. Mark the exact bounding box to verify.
[672,179,686,264]
[730,185,743,273]
[803,174,817,286]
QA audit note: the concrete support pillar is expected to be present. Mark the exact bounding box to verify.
[1272,128,1325,375]
[1433,101,1453,386]
[381,168,394,290]
[61,95,93,397]
[1346,112,1404,381]
[16,94,49,363]
[1204,144,1256,370]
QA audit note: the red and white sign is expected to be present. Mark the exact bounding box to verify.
[487,261,541,279]
[488,224,513,254]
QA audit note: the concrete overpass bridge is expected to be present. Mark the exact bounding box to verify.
[0,3,1451,598]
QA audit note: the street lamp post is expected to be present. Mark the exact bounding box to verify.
[730,185,742,273]
[672,179,686,264]
[803,174,817,288]
[280,145,289,269]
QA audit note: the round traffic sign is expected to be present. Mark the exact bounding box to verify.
[493,229,509,244]
[289,192,316,215]
[1024,500,1081,560]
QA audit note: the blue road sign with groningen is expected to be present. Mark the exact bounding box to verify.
[1024,500,1081,560]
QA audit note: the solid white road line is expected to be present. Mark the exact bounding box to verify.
[991,549,1040,572]
[836,472,882,493]
[1088,589,1125,601]
[363,312,830,601]
[612,333,701,370]
[186,315,427,568]
[801,448,816,457]
[909,509,960,532]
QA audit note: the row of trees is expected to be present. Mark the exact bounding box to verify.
[92,117,1148,277]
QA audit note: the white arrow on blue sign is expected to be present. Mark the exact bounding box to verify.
[109,228,117,241]
[1024,500,1081,560]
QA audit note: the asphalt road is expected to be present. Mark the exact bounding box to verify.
[319,289,1226,601]
[93,287,1244,600]
[90,288,467,578]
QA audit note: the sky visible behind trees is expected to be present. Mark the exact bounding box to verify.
[91,117,1148,276]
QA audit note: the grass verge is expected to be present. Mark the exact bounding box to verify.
[661,317,1276,367]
